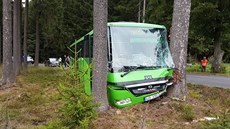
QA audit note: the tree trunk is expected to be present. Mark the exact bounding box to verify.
[18,0,22,69]
[0,0,2,64]
[34,13,39,66]
[1,0,15,86]
[0,15,2,64]
[169,0,191,99]
[211,1,224,73]
[13,0,20,75]
[211,30,224,73]
[92,0,109,112]
[23,0,28,70]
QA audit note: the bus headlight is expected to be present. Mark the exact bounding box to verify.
[116,98,132,105]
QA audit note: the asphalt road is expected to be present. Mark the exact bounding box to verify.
[186,74,230,88]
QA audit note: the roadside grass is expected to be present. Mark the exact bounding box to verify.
[186,63,230,76]
[92,84,230,129]
[0,66,63,129]
[171,102,196,121]
[0,66,229,129]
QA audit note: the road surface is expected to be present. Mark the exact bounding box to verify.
[186,74,230,88]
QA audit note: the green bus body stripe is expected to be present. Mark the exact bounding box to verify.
[70,30,93,48]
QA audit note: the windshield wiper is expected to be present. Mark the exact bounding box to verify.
[120,65,162,77]
[140,66,162,69]
[120,66,139,77]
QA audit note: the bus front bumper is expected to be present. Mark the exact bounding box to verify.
[107,82,173,108]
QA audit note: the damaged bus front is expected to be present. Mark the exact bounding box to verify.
[72,22,175,108]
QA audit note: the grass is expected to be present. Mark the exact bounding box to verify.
[186,63,230,76]
[0,67,229,129]
[0,66,63,129]
[172,103,196,121]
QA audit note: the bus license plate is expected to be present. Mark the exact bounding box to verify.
[144,92,161,102]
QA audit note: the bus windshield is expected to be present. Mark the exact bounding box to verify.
[110,26,174,71]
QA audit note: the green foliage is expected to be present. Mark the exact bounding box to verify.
[173,103,196,121]
[146,0,173,28]
[109,0,139,22]
[186,63,230,75]
[37,121,69,129]
[186,63,212,73]
[145,0,230,63]
[200,110,230,129]
[189,89,203,99]
[28,0,93,61]
[58,57,98,129]
[25,0,230,63]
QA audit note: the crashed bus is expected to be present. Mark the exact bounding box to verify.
[70,22,175,108]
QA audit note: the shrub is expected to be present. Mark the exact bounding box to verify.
[200,110,230,129]
[172,103,196,121]
[189,89,203,99]
[180,104,196,121]
[57,57,98,129]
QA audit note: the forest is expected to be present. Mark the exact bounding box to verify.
[0,0,230,128]
[0,0,229,64]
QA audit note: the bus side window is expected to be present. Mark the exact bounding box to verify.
[84,35,90,58]
[89,35,93,63]
[78,41,84,58]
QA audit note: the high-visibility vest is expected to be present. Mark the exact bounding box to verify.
[201,59,208,66]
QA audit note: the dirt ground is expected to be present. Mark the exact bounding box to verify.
[0,68,229,129]
[91,84,230,129]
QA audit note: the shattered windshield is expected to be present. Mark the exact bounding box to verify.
[110,26,174,72]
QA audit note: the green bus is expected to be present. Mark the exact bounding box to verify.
[70,22,175,108]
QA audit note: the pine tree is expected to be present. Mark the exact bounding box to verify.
[34,0,40,66]
[92,0,109,112]
[1,0,15,86]
[23,0,29,70]
[13,0,21,75]
[169,0,191,99]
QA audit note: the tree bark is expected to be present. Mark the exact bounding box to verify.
[34,13,39,66]
[211,30,224,73]
[169,0,191,99]
[13,0,20,75]
[0,0,2,64]
[211,1,225,73]
[92,0,109,112]
[19,0,22,69]
[1,0,15,86]
[23,0,28,70]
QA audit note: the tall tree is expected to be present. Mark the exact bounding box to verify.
[190,0,230,67]
[146,0,174,28]
[19,0,22,68]
[13,0,21,75]
[34,0,40,66]
[92,0,109,112]
[0,0,2,64]
[1,0,15,86]
[23,0,29,70]
[211,0,229,72]
[170,0,191,99]
[108,0,139,22]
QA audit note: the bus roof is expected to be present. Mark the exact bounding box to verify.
[108,22,165,28]
[70,22,166,48]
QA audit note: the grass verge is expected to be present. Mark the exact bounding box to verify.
[0,67,229,129]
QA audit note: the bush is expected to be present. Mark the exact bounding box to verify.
[172,103,196,121]
[57,57,98,129]
[186,63,212,72]
[200,110,230,129]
